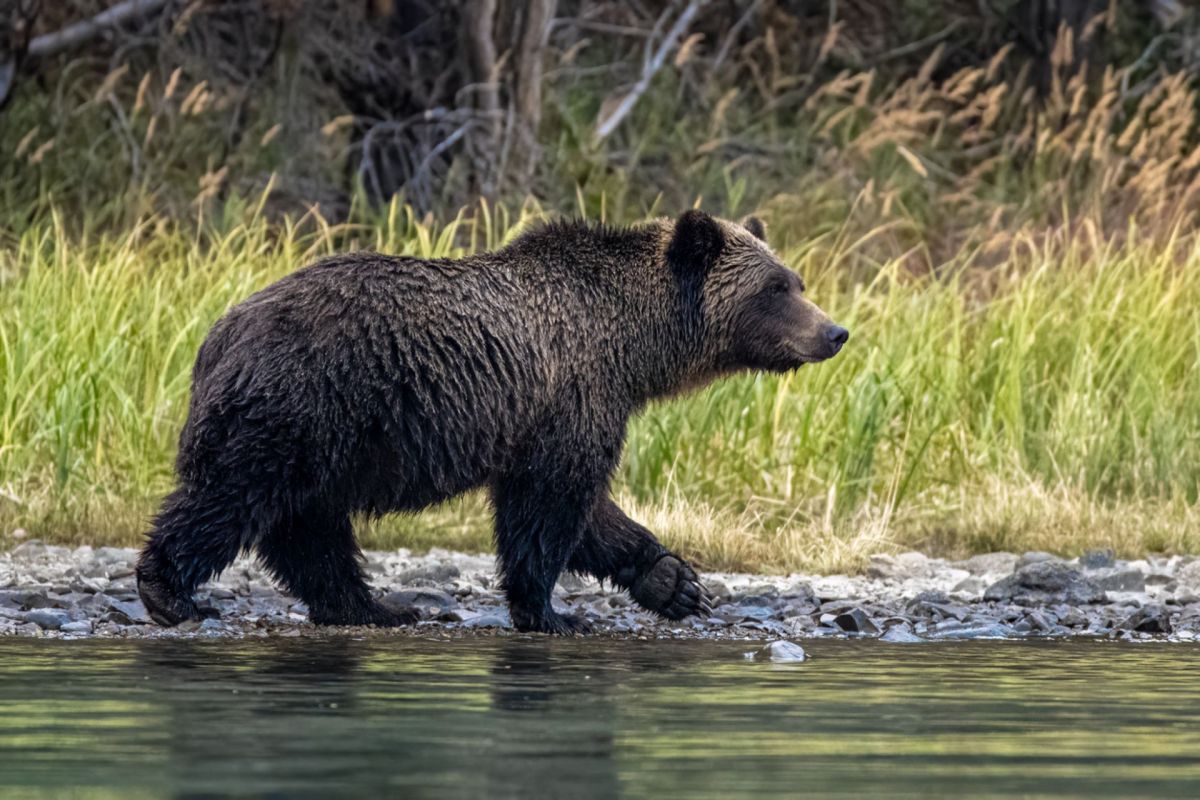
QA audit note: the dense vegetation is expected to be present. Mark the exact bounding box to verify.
[1,1,1198,571]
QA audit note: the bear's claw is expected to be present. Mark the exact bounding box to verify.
[137,568,219,627]
[630,554,712,621]
[511,606,594,636]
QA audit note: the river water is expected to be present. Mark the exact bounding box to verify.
[1,637,1197,798]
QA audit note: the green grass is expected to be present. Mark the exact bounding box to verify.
[1,201,1198,573]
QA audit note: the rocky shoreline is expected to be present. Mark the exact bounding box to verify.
[2,541,1200,641]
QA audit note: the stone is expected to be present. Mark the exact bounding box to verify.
[984,562,1107,606]
[951,576,988,597]
[25,610,69,630]
[1118,604,1172,634]
[460,612,510,629]
[1177,561,1200,591]
[833,608,879,635]
[959,552,1019,575]
[880,625,924,643]
[1078,549,1115,570]
[106,599,150,624]
[380,589,458,617]
[756,641,807,662]
[60,620,93,634]
[929,621,1011,639]
[396,563,460,585]
[867,551,934,581]
[1017,551,1059,569]
[1092,568,1145,593]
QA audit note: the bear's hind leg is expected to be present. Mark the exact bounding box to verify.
[256,505,414,627]
[137,487,248,626]
[569,498,712,621]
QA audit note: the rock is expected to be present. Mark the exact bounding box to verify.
[1017,551,1059,569]
[10,528,28,540]
[460,612,510,629]
[1079,549,1116,570]
[867,551,933,580]
[756,641,807,662]
[1177,561,1200,591]
[555,572,598,593]
[833,608,879,635]
[703,577,732,602]
[396,563,460,585]
[984,562,1107,606]
[732,605,776,622]
[907,590,951,606]
[60,620,93,634]
[929,621,1012,639]
[880,626,924,643]
[380,589,458,618]
[25,610,69,630]
[1118,604,1172,634]
[1092,568,1145,593]
[951,576,988,597]
[106,599,150,624]
[959,552,1019,575]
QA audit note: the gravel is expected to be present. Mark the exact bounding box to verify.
[2,540,1199,641]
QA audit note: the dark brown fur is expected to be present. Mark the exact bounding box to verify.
[136,211,848,633]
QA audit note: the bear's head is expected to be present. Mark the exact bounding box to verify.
[666,210,849,376]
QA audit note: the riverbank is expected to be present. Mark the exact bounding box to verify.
[2,541,1198,642]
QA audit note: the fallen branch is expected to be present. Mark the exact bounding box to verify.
[594,0,707,142]
[28,0,167,60]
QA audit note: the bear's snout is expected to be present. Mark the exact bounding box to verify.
[825,325,849,355]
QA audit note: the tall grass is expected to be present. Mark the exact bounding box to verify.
[1,200,1197,572]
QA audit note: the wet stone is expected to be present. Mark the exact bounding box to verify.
[754,641,807,662]
[26,609,70,630]
[1092,568,1145,592]
[1119,604,1173,635]
[396,563,461,585]
[984,562,1107,606]
[930,621,1012,640]
[880,626,924,644]
[381,589,458,618]
[834,608,879,635]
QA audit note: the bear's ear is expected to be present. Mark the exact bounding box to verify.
[743,216,767,242]
[667,210,724,274]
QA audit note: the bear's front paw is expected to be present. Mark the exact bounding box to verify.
[630,555,712,621]
[310,601,418,628]
[511,606,594,636]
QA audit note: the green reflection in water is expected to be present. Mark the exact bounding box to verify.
[0,638,1197,799]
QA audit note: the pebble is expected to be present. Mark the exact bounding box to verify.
[753,640,807,662]
[0,544,1196,641]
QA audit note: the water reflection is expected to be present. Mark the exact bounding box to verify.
[1,637,1199,799]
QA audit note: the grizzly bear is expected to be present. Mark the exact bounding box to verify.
[136,211,849,634]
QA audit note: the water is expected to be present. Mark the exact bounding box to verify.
[1,637,1198,799]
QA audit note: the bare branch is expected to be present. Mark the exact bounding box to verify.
[594,0,708,142]
[27,0,167,60]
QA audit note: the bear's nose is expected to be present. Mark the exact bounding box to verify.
[826,325,849,351]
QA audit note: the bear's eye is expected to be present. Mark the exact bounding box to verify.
[770,279,790,295]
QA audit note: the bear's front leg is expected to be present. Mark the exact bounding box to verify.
[569,498,712,621]
[491,473,596,635]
